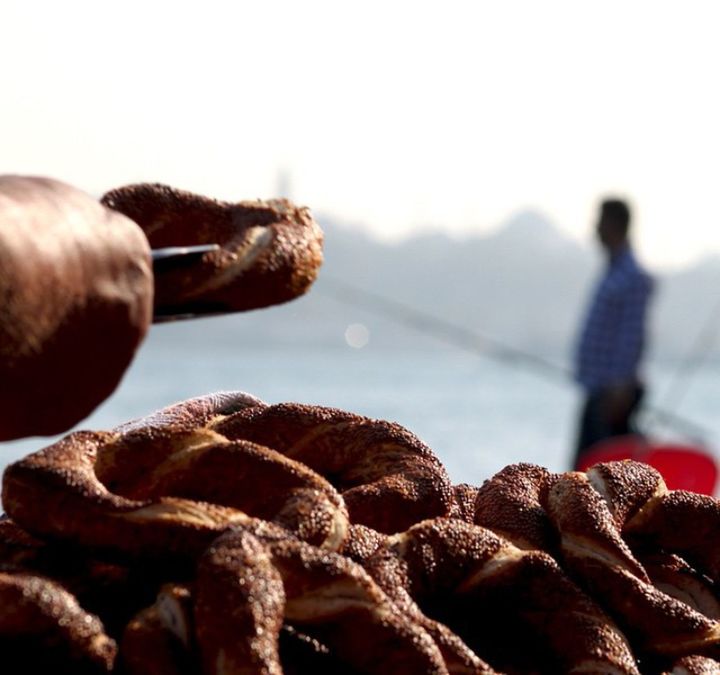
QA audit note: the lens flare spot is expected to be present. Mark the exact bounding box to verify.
[344,323,369,349]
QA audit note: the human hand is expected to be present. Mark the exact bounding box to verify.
[0,176,153,440]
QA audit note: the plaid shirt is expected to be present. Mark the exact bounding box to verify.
[575,246,653,393]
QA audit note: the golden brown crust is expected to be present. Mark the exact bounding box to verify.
[637,551,720,621]
[473,463,557,551]
[98,428,348,550]
[626,490,720,583]
[449,483,480,523]
[96,393,266,508]
[196,528,285,675]
[340,524,389,566]
[101,182,323,316]
[0,175,152,440]
[366,524,498,674]
[665,654,720,674]
[587,460,668,528]
[548,472,649,581]
[2,430,254,562]
[366,518,638,675]
[0,570,116,673]
[3,422,348,559]
[11,398,720,671]
[548,473,720,658]
[197,526,449,675]
[211,402,453,533]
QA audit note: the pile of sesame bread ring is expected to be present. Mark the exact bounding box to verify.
[2,391,720,673]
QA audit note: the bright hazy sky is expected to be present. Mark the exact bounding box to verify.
[2,1,719,270]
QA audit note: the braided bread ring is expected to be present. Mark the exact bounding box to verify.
[4,422,348,557]
[586,460,668,529]
[637,551,720,621]
[211,402,454,533]
[97,426,348,550]
[547,471,720,658]
[101,183,323,315]
[98,391,265,496]
[547,472,649,581]
[589,461,720,603]
[2,430,255,562]
[0,570,117,674]
[364,524,496,675]
[195,528,286,675]
[0,518,162,639]
[366,518,638,675]
[196,526,449,675]
[626,490,720,584]
[473,463,557,552]
[664,655,720,674]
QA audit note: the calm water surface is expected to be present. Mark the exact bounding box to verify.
[2,324,719,489]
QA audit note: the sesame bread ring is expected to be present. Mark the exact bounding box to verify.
[3,422,348,558]
[95,391,265,507]
[194,528,286,675]
[547,471,720,658]
[663,655,720,674]
[365,518,639,675]
[587,460,720,618]
[588,461,720,589]
[100,182,323,316]
[211,402,454,533]
[473,463,557,552]
[96,426,348,550]
[636,551,720,621]
[625,490,720,585]
[0,517,162,639]
[2,430,266,562]
[585,460,668,529]
[0,569,117,674]
[195,527,449,675]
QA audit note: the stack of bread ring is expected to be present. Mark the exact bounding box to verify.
[2,391,720,674]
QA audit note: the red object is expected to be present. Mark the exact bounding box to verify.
[576,436,719,496]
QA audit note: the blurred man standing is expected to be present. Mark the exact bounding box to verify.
[573,198,654,469]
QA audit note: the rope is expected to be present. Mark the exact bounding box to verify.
[317,275,714,444]
[653,293,720,425]
[320,275,571,382]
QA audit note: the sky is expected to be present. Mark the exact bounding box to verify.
[2,1,719,270]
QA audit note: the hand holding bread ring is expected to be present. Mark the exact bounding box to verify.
[0,177,324,440]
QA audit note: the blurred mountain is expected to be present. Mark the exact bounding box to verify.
[156,212,720,364]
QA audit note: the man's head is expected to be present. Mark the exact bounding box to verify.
[596,198,631,253]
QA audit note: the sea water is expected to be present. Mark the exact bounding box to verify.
[2,325,719,488]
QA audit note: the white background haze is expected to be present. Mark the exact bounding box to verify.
[2,0,720,269]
